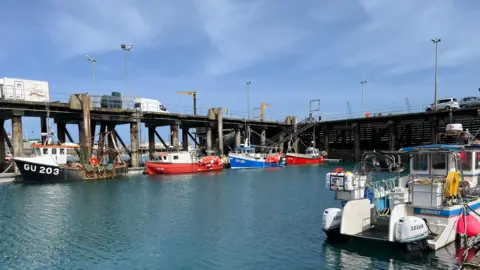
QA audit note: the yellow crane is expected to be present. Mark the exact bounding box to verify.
[176,91,197,115]
[260,102,271,121]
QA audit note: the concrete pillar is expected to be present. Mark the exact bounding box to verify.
[235,128,241,148]
[170,124,179,150]
[12,116,23,160]
[90,121,96,148]
[0,120,5,170]
[148,126,155,160]
[182,127,189,151]
[80,94,92,163]
[354,124,361,161]
[98,123,106,160]
[430,117,438,144]
[41,116,47,144]
[388,121,396,151]
[130,122,139,167]
[217,108,223,156]
[107,124,116,164]
[57,121,66,143]
[260,129,266,146]
[323,127,329,153]
[206,127,212,154]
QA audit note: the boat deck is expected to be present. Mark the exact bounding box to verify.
[355,225,389,241]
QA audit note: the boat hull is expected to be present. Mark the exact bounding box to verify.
[14,159,127,184]
[228,155,285,169]
[286,154,324,165]
[145,161,224,175]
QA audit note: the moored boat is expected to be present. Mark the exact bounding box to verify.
[14,142,128,183]
[145,150,224,175]
[286,147,324,165]
[321,123,480,252]
[228,141,285,169]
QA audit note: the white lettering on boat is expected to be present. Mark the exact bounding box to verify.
[24,164,59,175]
[419,209,441,216]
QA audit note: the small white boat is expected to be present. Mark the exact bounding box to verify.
[322,123,480,252]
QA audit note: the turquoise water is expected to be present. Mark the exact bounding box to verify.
[0,164,461,269]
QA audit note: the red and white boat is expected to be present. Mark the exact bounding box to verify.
[286,147,325,165]
[145,151,224,175]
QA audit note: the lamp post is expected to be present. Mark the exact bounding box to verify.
[360,80,367,114]
[246,81,251,120]
[431,37,441,111]
[120,43,133,97]
[85,55,96,88]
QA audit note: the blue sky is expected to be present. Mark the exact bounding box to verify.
[2,0,480,143]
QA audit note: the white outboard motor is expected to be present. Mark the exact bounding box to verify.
[322,208,342,238]
[395,216,429,252]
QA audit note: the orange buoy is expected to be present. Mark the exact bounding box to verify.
[89,157,98,166]
[333,167,344,173]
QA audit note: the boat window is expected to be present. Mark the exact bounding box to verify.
[60,149,65,155]
[431,153,446,169]
[52,148,57,155]
[35,148,41,155]
[163,156,167,160]
[413,154,428,171]
[173,155,178,160]
[460,152,472,171]
[43,148,48,155]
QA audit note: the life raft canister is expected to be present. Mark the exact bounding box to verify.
[89,157,98,166]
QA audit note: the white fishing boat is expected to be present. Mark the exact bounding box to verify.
[322,123,480,252]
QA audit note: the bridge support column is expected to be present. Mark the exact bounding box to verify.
[107,124,117,163]
[130,122,139,167]
[260,129,266,147]
[170,124,179,150]
[12,116,23,172]
[323,126,329,154]
[217,108,223,156]
[98,123,107,160]
[354,124,361,161]
[430,117,438,144]
[57,121,66,143]
[148,126,155,160]
[388,121,396,151]
[78,94,92,164]
[182,127,189,151]
[235,128,241,148]
[41,116,47,144]
[206,127,212,155]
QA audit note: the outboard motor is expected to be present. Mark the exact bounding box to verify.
[395,216,429,252]
[322,208,343,239]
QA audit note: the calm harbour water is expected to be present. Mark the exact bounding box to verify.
[0,164,462,269]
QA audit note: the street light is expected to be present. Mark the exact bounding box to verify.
[360,80,367,114]
[246,81,251,120]
[85,55,96,88]
[120,43,133,97]
[431,37,441,111]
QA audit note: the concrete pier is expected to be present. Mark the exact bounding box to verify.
[235,128,241,148]
[388,121,396,151]
[57,121,66,143]
[41,116,47,144]
[182,127,189,151]
[217,108,223,156]
[206,127,212,154]
[130,122,139,167]
[148,126,155,159]
[170,124,179,150]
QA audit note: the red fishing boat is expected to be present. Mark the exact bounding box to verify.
[286,147,325,165]
[145,151,224,175]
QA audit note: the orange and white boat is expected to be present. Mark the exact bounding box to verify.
[145,151,224,175]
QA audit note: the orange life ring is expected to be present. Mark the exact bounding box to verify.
[89,157,98,166]
[333,167,344,173]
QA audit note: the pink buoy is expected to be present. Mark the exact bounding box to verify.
[457,215,480,237]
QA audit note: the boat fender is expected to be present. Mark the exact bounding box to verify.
[395,216,428,243]
[322,208,342,232]
[457,214,480,237]
[89,157,98,166]
[333,168,344,173]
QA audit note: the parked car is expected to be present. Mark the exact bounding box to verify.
[426,97,460,111]
[459,96,480,108]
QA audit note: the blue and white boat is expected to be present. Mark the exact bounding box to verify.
[228,138,285,169]
[321,123,480,252]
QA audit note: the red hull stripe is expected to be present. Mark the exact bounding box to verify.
[145,162,224,175]
[286,155,324,165]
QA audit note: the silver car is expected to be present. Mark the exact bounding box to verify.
[426,97,460,111]
[459,96,480,108]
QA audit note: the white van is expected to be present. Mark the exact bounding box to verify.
[134,97,169,113]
